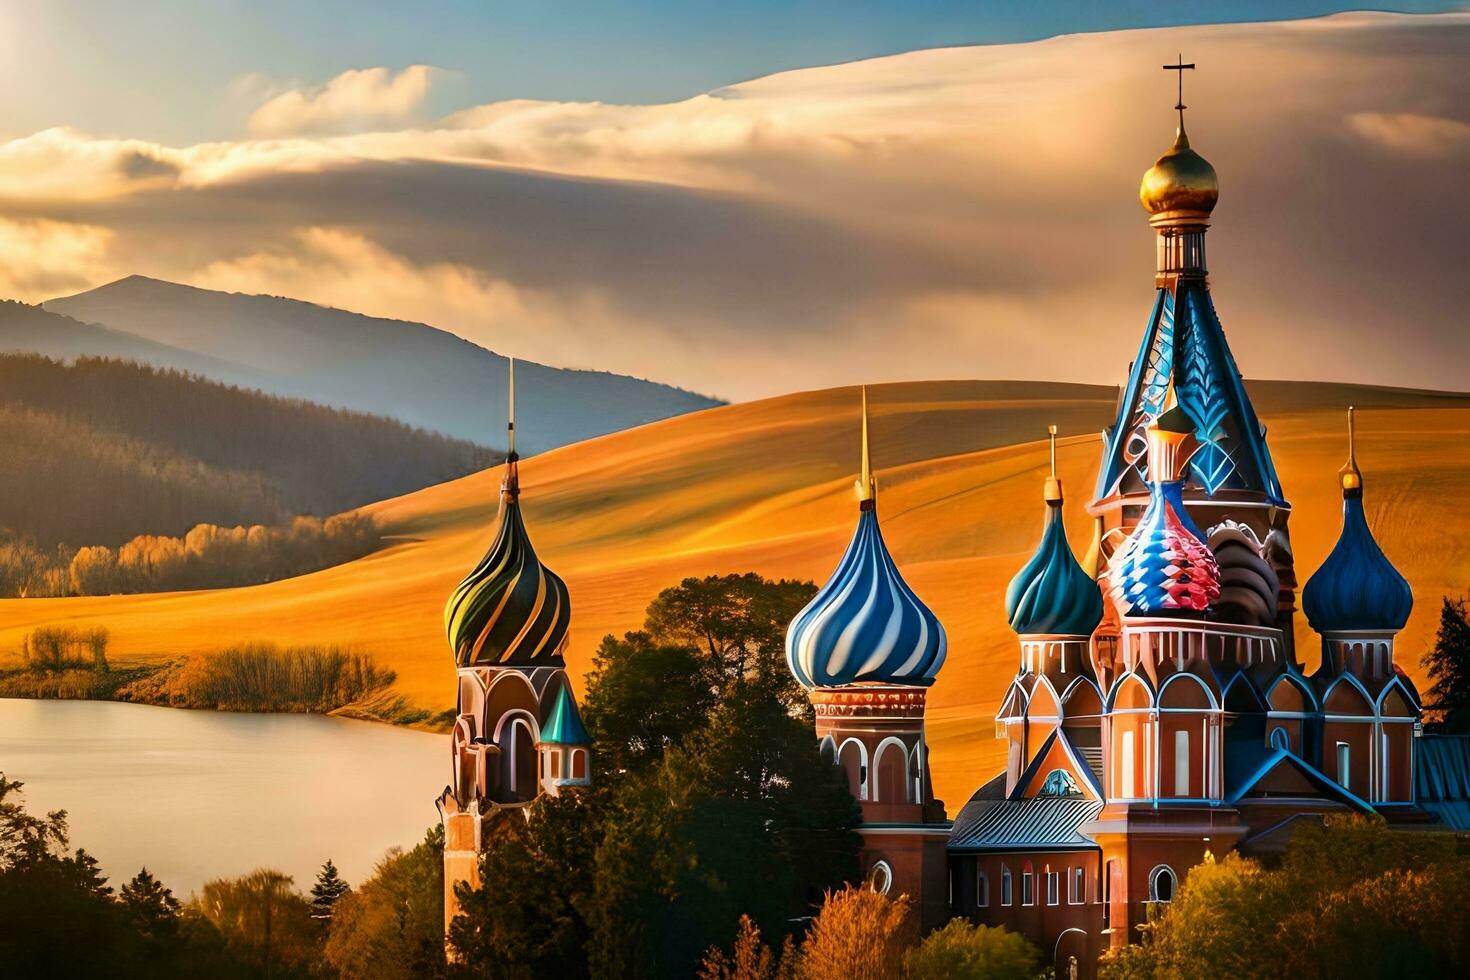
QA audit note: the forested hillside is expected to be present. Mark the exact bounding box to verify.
[0,354,498,552]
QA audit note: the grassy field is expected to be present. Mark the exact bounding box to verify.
[3,379,1467,811]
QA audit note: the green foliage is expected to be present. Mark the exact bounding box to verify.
[120,867,183,947]
[309,859,351,921]
[452,573,856,980]
[1425,595,1470,733]
[1100,816,1470,980]
[323,826,446,980]
[194,868,318,977]
[22,625,109,671]
[902,919,1041,980]
[450,795,596,978]
[0,351,497,554]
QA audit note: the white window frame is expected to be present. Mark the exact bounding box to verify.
[1022,870,1035,906]
[1337,741,1351,791]
[1174,729,1190,796]
[1148,864,1176,903]
[1001,866,1013,906]
[1121,730,1136,798]
[1069,866,1084,905]
[1046,871,1059,906]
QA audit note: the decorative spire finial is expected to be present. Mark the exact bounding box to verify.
[1339,405,1363,494]
[857,386,875,505]
[1043,424,1063,504]
[503,357,520,501]
[1164,54,1195,135]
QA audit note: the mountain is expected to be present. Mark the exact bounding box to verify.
[0,353,496,552]
[5,378,1466,808]
[43,276,721,451]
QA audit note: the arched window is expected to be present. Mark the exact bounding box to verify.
[1269,727,1290,751]
[508,718,537,800]
[976,870,989,908]
[571,749,587,780]
[838,739,867,800]
[1021,861,1035,906]
[867,861,893,895]
[1149,865,1176,903]
[1336,741,1351,791]
[875,739,910,803]
[1001,865,1013,906]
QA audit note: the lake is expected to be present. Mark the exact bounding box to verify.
[0,698,446,896]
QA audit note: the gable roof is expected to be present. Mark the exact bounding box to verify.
[949,794,1103,852]
[1417,735,1470,830]
[1224,741,1373,813]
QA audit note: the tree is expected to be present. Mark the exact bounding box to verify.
[309,858,351,921]
[582,632,716,781]
[903,919,1040,980]
[323,826,445,979]
[697,915,783,980]
[791,887,915,980]
[194,869,318,977]
[1425,595,1470,733]
[450,796,596,978]
[120,867,182,944]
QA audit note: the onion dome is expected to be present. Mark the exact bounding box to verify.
[1108,394,1221,616]
[1140,124,1218,217]
[786,388,947,689]
[444,359,571,667]
[1303,408,1412,633]
[539,685,589,746]
[1006,427,1103,636]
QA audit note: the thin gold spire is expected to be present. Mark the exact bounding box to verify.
[1043,424,1063,504]
[857,386,875,504]
[507,356,517,459]
[1339,405,1362,492]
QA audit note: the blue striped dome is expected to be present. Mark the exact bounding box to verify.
[787,503,947,689]
[1006,503,1103,637]
[1303,494,1411,634]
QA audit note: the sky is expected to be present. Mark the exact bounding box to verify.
[0,4,1466,399]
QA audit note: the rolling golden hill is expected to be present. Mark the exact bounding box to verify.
[3,379,1467,810]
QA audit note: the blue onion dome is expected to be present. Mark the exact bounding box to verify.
[786,388,947,688]
[1006,428,1103,636]
[444,458,571,667]
[1302,409,1412,633]
[540,684,590,746]
[1108,400,1221,616]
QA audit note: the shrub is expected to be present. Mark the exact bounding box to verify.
[166,643,396,712]
[903,919,1041,980]
[793,887,915,980]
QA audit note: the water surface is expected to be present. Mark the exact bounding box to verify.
[0,699,445,896]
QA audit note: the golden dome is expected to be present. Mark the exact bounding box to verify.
[1139,126,1218,216]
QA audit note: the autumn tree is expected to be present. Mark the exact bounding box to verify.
[792,886,915,980]
[194,869,318,977]
[1425,595,1470,733]
[323,826,445,980]
[697,915,784,980]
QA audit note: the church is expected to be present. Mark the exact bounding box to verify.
[431,70,1440,977]
[782,73,1430,978]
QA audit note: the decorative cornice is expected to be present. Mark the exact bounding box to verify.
[810,685,927,719]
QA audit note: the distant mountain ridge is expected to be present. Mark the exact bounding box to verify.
[37,276,721,451]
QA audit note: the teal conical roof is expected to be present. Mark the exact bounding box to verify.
[540,684,589,746]
[1006,502,1104,637]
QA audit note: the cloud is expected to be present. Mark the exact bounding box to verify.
[1347,112,1470,157]
[247,65,441,137]
[0,217,115,299]
[0,12,1465,399]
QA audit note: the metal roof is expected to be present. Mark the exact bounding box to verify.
[1417,735,1470,830]
[949,794,1102,852]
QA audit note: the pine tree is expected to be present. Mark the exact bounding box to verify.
[1425,596,1470,733]
[310,858,351,921]
[119,866,181,941]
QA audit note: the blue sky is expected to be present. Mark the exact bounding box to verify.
[0,1,1460,142]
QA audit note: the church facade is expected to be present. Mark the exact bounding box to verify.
[783,93,1426,977]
